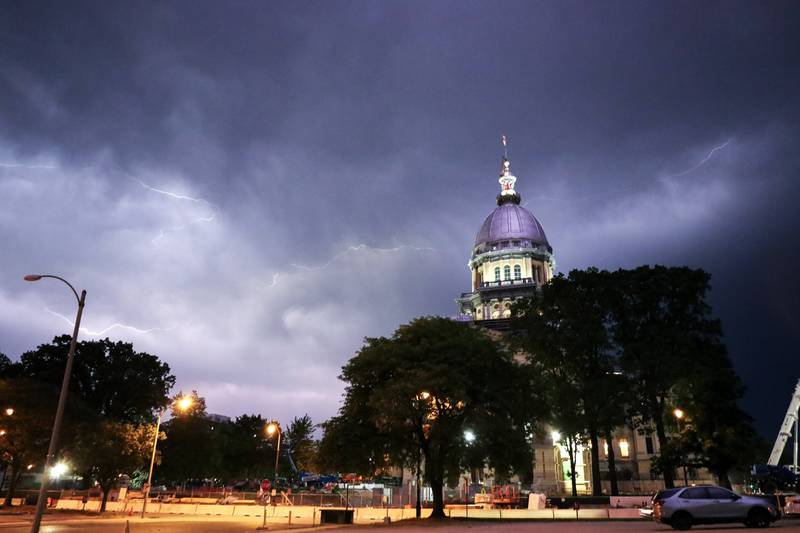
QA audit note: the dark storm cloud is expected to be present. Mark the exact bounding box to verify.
[1,0,798,435]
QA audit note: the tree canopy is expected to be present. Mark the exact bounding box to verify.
[17,336,175,422]
[320,316,541,518]
[514,265,759,491]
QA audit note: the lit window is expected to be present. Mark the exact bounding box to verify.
[514,265,521,280]
[619,438,630,458]
[503,265,511,280]
[494,267,501,281]
[603,440,609,456]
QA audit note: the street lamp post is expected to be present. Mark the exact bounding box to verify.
[141,396,193,518]
[24,274,86,533]
[265,422,282,484]
[673,408,688,486]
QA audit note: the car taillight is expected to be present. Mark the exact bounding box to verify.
[653,500,663,519]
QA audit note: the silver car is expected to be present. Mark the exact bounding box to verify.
[653,485,780,530]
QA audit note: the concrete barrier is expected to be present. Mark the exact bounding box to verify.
[54,500,82,510]
[578,509,609,519]
[610,495,651,508]
[608,508,643,519]
[553,509,579,519]
[197,504,234,516]
[233,504,263,517]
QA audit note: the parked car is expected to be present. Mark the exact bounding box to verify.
[653,485,780,530]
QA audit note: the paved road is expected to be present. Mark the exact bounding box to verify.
[1,516,799,532]
[342,520,800,532]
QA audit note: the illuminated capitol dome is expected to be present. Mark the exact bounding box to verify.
[456,137,555,324]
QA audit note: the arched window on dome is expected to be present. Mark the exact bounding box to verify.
[503,265,511,281]
[494,266,501,281]
[514,265,521,280]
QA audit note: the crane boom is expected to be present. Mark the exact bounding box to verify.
[767,379,800,468]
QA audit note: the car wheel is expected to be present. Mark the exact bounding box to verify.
[671,511,693,531]
[746,507,771,528]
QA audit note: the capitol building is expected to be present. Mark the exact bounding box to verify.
[453,140,713,494]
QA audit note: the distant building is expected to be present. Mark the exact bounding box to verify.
[206,413,231,423]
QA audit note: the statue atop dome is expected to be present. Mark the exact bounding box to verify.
[498,135,517,197]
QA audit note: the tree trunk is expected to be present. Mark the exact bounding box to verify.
[652,401,674,488]
[429,478,446,519]
[567,436,578,497]
[588,431,602,496]
[714,467,731,489]
[606,435,619,496]
[3,468,22,507]
[100,481,113,512]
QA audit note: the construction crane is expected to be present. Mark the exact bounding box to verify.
[768,379,800,472]
[751,379,800,494]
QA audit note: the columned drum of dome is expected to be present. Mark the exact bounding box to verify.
[456,138,555,325]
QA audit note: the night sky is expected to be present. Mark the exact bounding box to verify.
[1,1,798,439]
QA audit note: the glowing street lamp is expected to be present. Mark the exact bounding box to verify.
[464,430,476,444]
[141,395,193,517]
[266,421,282,482]
[5,408,13,416]
[24,274,86,533]
[176,396,193,412]
[49,462,69,479]
[673,408,689,486]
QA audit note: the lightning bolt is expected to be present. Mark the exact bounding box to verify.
[290,244,437,272]
[45,307,176,337]
[667,139,732,178]
[527,138,734,205]
[136,179,219,241]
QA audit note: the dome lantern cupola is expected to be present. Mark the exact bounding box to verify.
[455,136,556,326]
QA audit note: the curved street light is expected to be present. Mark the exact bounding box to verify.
[141,395,194,517]
[24,274,86,533]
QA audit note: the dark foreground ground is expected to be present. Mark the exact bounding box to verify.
[0,514,799,532]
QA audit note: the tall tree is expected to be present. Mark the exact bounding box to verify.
[285,414,318,474]
[158,392,222,483]
[514,269,627,496]
[0,354,13,378]
[72,421,154,511]
[321,317,539,519]
[218,414,273,481]
[0,379,80,506]
[612,266,725,488]
[12,337,175,508]
[672,346,760,488]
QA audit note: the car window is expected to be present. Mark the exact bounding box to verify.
[706,487,736,499]
[653,488,681,501]
[681,487,709,499]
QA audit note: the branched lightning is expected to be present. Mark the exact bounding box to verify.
[290,244,437,272]
[45,307,175,336]
[135,179,219,242]
[135,179,212,204]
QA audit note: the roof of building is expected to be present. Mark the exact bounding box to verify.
[474,202,549,248]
